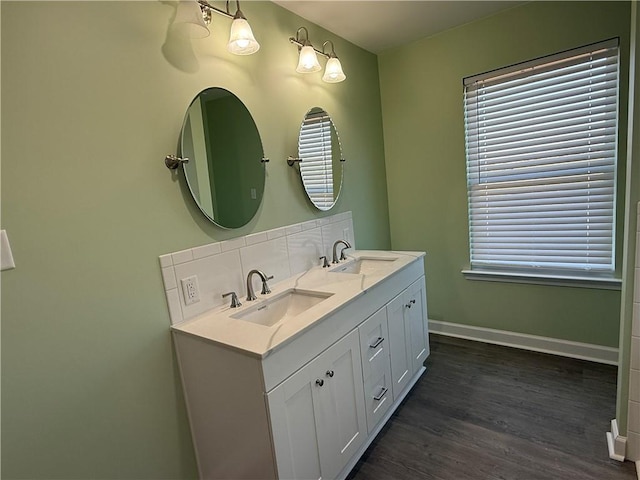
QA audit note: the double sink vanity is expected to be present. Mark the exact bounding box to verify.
[164,86,429,479]
[172,249,430,480]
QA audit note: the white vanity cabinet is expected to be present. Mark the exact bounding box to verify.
[267,329,367,480]
[387,278,429,399]
[172,253,429,480]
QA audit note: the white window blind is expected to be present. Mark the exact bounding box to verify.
[299,111,334,210]
[464,39,620,275]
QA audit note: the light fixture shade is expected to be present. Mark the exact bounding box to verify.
[322,57,346,83]
[172,1,210,39]
[227,17,260,55]
[296,45,322,73]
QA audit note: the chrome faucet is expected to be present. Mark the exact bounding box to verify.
[332,240,351,263]
[246,269,273,301]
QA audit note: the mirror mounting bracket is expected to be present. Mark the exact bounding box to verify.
[287,156,302,167]
[165,155,189,170]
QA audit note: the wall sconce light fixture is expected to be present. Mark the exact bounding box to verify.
[289,27,346,83]
[172,0,260,55]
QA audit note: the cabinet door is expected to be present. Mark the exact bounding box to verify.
[316,329,367,480]
[267,329,366,480]
[386,294,412,399]
[404,277,429,374]
[267,356,325,480]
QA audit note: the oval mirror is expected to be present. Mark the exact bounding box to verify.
[297,107,344,211]
[179,87,265,229]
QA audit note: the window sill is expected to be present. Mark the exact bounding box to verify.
[461,269,622,290]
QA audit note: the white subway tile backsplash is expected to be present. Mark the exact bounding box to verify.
[631,337,640,370]
[317,216,335,226]
[287,227,323,276]
[629,401,640,435]
[220,236,246,253]
[174,250,244,320]
[166,289,183,325]
[193,242,221,260]
[245,232,268,246]
[285,224,303,236]
[160,211,353,323]
[161,266,177,290]
[630,369,640,403]
[240,237,291,292]
[266,227,287,240]
[159,254,173,268]
[630,203,640,460]
[321,219,354,260]
[627,431,640,461]
[301,220,318,231]
[172,249,194,265]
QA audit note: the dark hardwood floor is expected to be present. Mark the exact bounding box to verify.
[347,334,637,480]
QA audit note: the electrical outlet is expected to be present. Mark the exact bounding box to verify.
[181,275,200,306]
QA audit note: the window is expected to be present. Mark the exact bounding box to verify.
[463,39,620,280]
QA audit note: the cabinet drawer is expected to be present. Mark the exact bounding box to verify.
[362,365,393,434]
[358,307,391,382]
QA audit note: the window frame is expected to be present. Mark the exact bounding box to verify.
[462,38,622,288]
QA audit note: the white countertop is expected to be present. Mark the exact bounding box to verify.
[171,250,425,358]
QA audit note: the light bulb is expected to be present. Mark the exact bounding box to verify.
[228,17,260,55]
[296,45,321,73]
[322,57,346,83]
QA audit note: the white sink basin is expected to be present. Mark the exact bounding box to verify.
[330,256,399,274]
[231,288,333,327]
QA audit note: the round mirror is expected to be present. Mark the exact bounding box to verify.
[180,87,265,229]
[297,107,344,211]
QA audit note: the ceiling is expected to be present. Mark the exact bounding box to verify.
[272,1,527,54]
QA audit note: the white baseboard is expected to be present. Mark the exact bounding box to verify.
[428,320,619,365]
[607,419,627,461]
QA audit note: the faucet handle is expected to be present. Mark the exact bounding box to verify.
[222,291,242,308]
[319,256,330,268]
[260,275,274,295]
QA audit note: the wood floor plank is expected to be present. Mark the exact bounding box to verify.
[347,334,637,480]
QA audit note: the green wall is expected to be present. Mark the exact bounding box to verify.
[379,1,631,347]
[0,1,389,478]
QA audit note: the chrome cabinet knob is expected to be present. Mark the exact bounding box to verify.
[316,379,324,387]
[326,370,334,378]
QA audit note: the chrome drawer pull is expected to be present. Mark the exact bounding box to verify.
[369,336,384,349]
[373,386,388,401]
